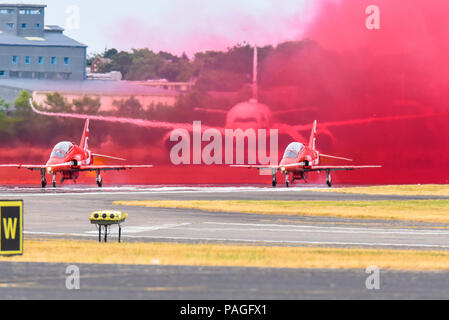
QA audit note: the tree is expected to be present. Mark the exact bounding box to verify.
[44,92,72,112]
[14,90,33,115]
[104,48,118,59]
[73,95,101,114]
[113,96,144,118]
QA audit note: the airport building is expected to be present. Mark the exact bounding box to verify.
[0,78,179,111]
[0,3,181,110]
[0,3,87,81]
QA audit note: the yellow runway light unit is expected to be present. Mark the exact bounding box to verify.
[90,210,128,243]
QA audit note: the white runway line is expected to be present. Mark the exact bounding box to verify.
[84,223,191,234]
[24,231,449,249]
[201,222,449,236]
[0,186,317,197]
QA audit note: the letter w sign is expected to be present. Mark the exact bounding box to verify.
[0,201,23,255]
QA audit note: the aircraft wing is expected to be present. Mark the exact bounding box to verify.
[78,165,154,172]
[29,99,219,133]
[288,113,443,133]
[0,164,47,171]
[230,165,281,170]
[306,165,382,172]
[92,154,126,162]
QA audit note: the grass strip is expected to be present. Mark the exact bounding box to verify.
[1,240,449,271]
[312,185,449,196]
[114,200,449,223]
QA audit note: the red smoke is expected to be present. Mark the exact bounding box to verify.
[260,0,449,184]
[1,0,448,186]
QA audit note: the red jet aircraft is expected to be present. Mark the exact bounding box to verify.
[0,119,153,188]
[232,120,381,187]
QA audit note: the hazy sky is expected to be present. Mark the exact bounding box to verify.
[26,0,314,56]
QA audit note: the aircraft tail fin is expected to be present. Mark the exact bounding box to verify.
[80,119,90,150]
[308,120,317,150]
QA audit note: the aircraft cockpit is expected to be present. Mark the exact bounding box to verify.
[50,142,74,159]
[283,142,304,159]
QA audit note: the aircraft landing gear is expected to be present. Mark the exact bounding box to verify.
[326,170,333,188]
[52,174,57,188]
[285,174,290,188]
[40,169,47,188]
[272,170,277,188]
[96,170,103,188]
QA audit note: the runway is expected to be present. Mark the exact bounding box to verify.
[1,185,448,300]
[1,262,449,300]
[0,185,447,250]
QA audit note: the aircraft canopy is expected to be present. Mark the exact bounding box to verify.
[51,142,73,159]
[283,142,304,159]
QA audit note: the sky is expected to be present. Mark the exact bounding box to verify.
[25,0,315,56]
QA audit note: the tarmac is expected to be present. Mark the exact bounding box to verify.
[0,185,446,249]
[0,185,448,300]
[1,262,449,300]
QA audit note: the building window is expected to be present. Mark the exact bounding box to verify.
[0,9,15,14]
[64,57,70,66]
[38,57,44,64]
[0,71,6,77]
[36,23,41,29]
[21,23,27,29]
[19,9,42,15]
[51,57,57,65]
[6,23,14,29]
[12,56,18,64]
[25,56,31,64]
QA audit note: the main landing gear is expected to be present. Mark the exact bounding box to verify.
[96,170,103,188]
[272,170,277,188]
[326,170,333,188]
[40,169,47,188]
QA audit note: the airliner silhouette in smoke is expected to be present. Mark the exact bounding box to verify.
[26,46,442,158]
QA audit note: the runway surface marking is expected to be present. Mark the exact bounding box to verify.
[23,220,449,249]
[0,186,318,197]
[200,222,449,235]
[86,223,191,234]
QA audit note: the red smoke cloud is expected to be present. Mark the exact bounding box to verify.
[1,0,448,186]
[296,0,449,184]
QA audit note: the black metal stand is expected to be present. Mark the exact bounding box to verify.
[97,224,122,243]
